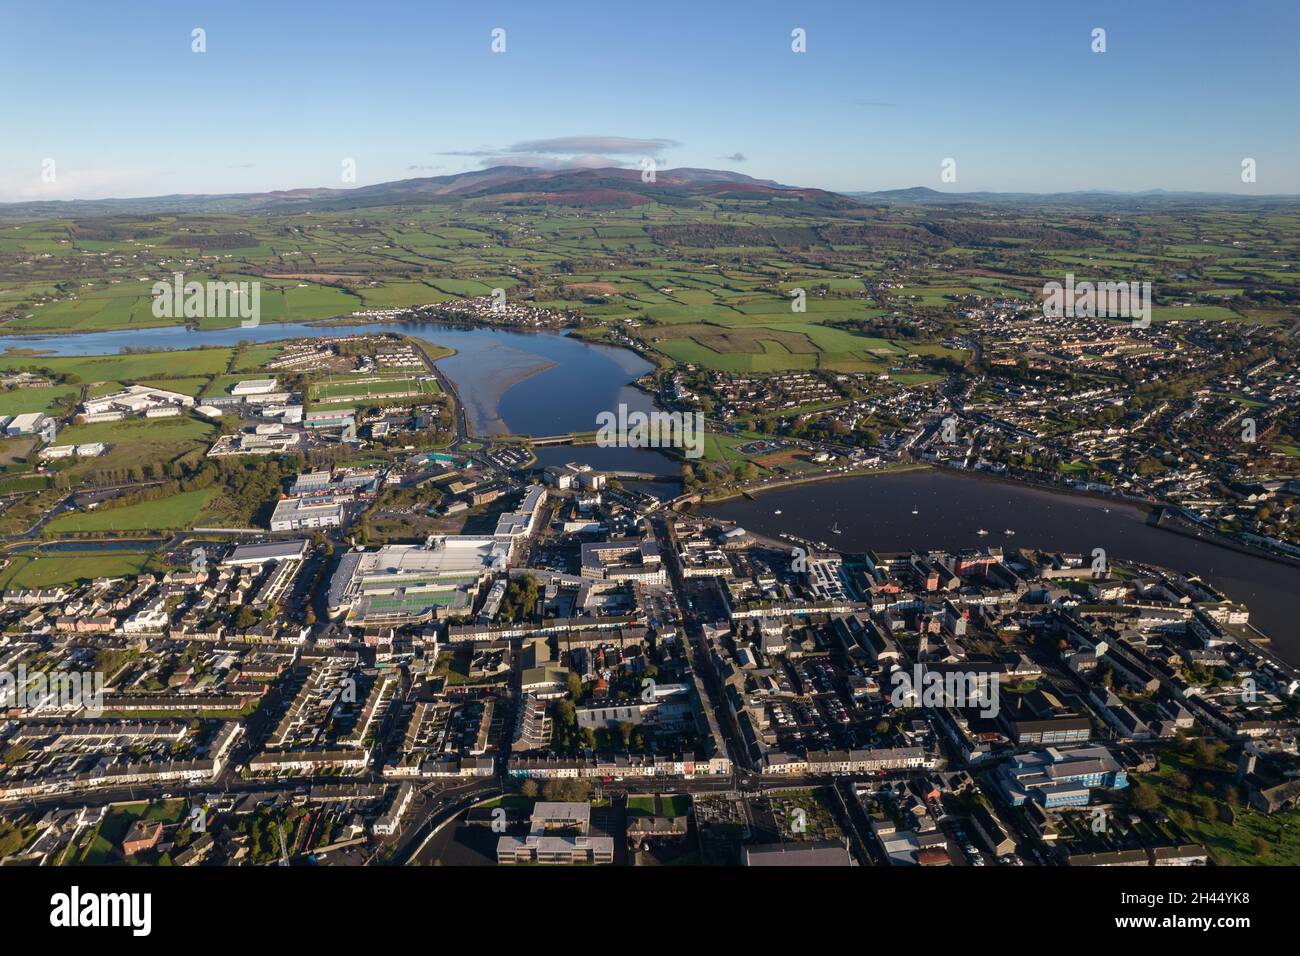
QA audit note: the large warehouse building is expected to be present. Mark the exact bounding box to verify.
[327,535,503,626]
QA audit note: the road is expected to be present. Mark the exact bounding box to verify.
[396,779,503,865]
[410,337,471,446]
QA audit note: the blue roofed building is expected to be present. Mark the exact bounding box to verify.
[997,745,1129,808]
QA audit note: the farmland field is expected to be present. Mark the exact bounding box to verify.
[0,384,79,417]
[0,348,233,383]
[4,195,1291,380]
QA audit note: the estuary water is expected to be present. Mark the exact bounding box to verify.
[704,468,1300,664]
[10,321,1295,661]
[1,320,657,438]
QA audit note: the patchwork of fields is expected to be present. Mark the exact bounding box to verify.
[5,198,1293,376]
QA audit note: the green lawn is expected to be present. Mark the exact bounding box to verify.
[0,549,156,590]
[626,793,692,818]
[56,415,214,447]
[45,487,218,532]
[312,375,438,404]
[1138,751,1300,865]
[0,349,233,383]
[0,385,79,416]
[75,799,186,865]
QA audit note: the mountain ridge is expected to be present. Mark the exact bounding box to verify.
[2,166,1296,220]
[0,167,831,219]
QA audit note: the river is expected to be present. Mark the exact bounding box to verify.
[2,320,657,438]
[531,443,683,500]
[9,321,1296,662]
[704,468,1300,665]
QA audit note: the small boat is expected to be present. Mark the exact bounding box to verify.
[1004,529,1016,536]
[773,510,782,515]
[831,522,842,535]
[976,529,989,536]
[911,508,919,515]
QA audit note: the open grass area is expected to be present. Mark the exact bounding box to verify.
[1138,750,1300,866]
[56,415,214,447]
[45,487,218,532]
[0,549,156,590]
[75,799,186,866]
[50,415,215,480]
[0,348,233,383]
[229,343,285,372]
[312,375,439,404]
[0,384,79,416]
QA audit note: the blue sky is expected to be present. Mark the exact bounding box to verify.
[2,0,1297,200]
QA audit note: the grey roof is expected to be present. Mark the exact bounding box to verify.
[226,540,309,565]
[744,840,854,866]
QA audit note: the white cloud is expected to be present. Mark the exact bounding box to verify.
[507,136,679,155]
[440,135,679,170]
[0,165,166,203]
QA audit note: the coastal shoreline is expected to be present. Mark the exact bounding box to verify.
[457,355,559,436]
[696,462,1300,572]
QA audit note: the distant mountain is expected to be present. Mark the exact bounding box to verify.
[5,169,1294,221]
[855,186,957,202]
[849,187,1300,210]
[0,166,858,220]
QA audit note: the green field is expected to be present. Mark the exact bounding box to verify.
[45,487,218,532]
[0,549,156,590]
[59,416,212,444]
[2,197,1294,378]
[1138,750,1300,866]
[0,384,79,416]
[0,348,233,383]
[74,799,186,866]
[312,375,439,404]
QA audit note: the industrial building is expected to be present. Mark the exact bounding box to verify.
[270,496,345,532]
[327,536,503,625]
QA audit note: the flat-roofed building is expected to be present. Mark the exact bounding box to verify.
[225,540,309,566]
[744,840,855,866]
[290,470,333,496]
[231,378,278,396]
[327,536,501,625]
[496,801,614,865]
[288,468,380,499]
[81,384,194,418]
[493,484,548,541]
[580,536,665,585]
[6,412,51,435]
[270,496,344,532]
[304,410,355,429]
